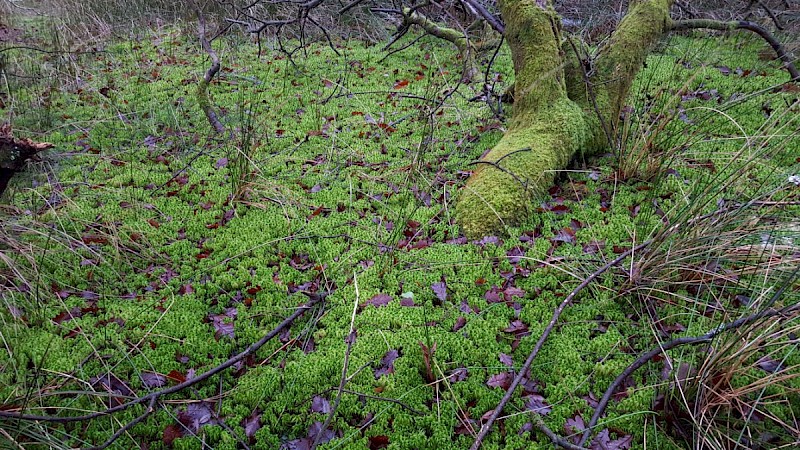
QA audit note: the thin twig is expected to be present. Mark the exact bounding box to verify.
[312,275,359,448]
[338,389,425,416]
[0,293,326,423]
[469,242,651,450]
[87,397,157,450]
[460,0,504,34]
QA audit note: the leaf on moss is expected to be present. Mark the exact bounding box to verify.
[487,371,513,390]
[311,395,331,414]
[374,349,399,378]
[243,409,261,441]
[364,293,392,308]
[140,371,167,388]
[431,280,447,302]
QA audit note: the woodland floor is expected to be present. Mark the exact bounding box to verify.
[1,23,799,450]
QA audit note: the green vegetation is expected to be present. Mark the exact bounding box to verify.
[0,17,798,450]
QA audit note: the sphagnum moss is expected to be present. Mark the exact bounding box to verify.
[1,18,797,449]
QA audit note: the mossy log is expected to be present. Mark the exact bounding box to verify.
[456,0,674,238]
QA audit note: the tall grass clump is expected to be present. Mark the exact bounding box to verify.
[613,36,800,448]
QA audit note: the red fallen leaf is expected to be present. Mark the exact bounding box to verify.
[307,130,323,137]
[246,286,262,295]
[64,327,82,338]
[166,370,187,383]
[393,79,409,89]
[452,316,467,332]
[377,123,396,133]
[147,218,160,229]
[487,372,513,390]
[310,205,325,217]
[368,435,390,449]
[163,423,184,446]
[322,79,334,87]
[612,245,630,254]
[82,234,109,245]
[53,307,82,324]
[196,250,211,260]
[364,293,392,308]
[205,223,219,229]
[351,111,364,116]
[275,129,285,136]
[110,159,125,167]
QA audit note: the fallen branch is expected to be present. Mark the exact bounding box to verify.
[469,242,651,450]
[578,301,800,446]
[670,19,799,80]
[0,292,326,446]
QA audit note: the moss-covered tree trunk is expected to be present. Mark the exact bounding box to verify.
[456,0,673,238]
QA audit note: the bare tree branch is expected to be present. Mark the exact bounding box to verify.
[195,2,226,134]
[460,0,504,34]
[469,242,652,450]
[670,19,799,80]
[578,301,800,446]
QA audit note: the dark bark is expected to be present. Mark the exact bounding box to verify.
[0,126,53,197]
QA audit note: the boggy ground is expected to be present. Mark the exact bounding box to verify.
[1,25,799,450]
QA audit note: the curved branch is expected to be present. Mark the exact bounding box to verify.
[460,0,504,34]
[670,19,799,80]
[0,293,326,423]
[469,242,651,450]
[196,5,226,134]
[578,301,800,446]
[401,7,478,82]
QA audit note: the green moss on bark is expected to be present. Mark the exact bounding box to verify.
[456,0,675,237]
[456,98,590,237]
